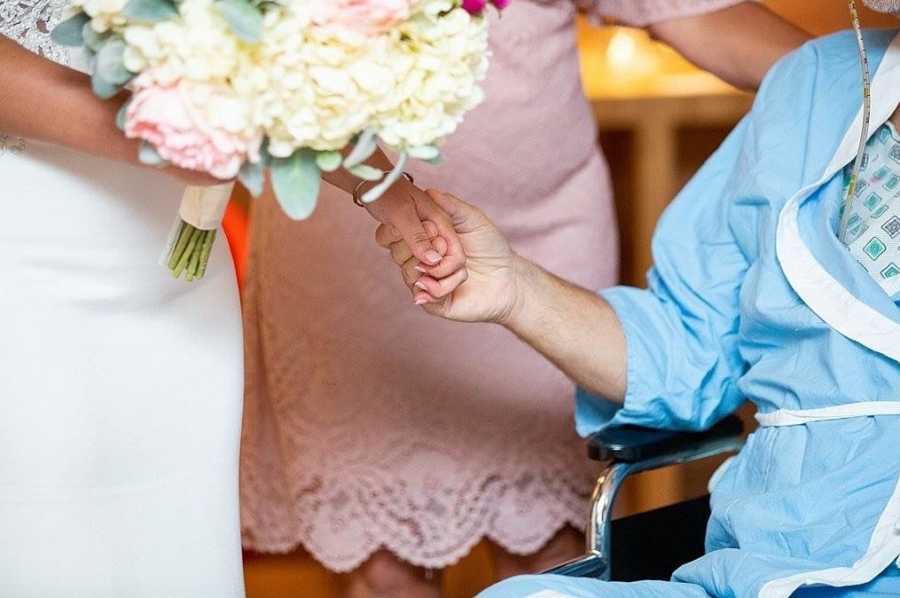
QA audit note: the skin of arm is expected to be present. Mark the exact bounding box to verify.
[1,36,464,271]
[0,36,218,185]
[505,255,628,403]
[648,1,810,90]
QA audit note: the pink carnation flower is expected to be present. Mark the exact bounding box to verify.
[124,75,261,180]
[312,0,416,34]
[462,0,509,15]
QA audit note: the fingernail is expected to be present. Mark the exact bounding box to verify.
[424,250,442,265]
[414,280,427,291]
[414,265,428,274]
[415,298,428,305]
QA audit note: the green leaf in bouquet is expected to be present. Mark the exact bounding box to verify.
[95,39,134,92]
[271,149,321,221]
[315,151,342,173]
[238,161,265,197]
[123,0,179,22]
[51,13,90,47]
[138,141,166,166]
[217,0,264,43]
[343,128,378,168]
[82,24,110,52]
[407,145,440,161]
[348,164,383,181]
[91,71,124,99]
[258,139,273,167]
[115,101,130,131]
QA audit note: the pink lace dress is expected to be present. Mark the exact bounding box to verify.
[240,0,747,572]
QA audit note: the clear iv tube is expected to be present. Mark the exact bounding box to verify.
[840,0,872,243]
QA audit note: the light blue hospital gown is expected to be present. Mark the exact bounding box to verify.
[481,29,900,598]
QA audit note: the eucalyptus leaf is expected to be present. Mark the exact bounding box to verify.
[271,149,321,220]
[315,151,342,173]
[238,161,265,197]
[343,128,378,168]
[407,145,440,161]
[96,39,133,85]
[348,164,383,181]
[51,13,90,47]
[82,24,109,52]
[115,101,130,131]
[123,0,179,22]
[91,71,124,99]
[217,0,263,43]
[258,139,273,167]
[138,142,166,166]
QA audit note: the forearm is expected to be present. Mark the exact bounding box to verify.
[649,2,809,91]
[0,37,139,162]
[504,256,627,403]
[1,37,395,193]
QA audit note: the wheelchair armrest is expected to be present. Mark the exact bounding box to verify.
[587,415,744,464]
[551,415,746,580]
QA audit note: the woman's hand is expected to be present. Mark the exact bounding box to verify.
[366,179,467,272]
[375,190,521,323]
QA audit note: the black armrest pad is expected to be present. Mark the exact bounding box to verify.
[587,415,744,463]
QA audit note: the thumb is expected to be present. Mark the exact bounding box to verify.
[425,190,484,233]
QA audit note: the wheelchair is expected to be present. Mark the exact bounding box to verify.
[546,405,745,582]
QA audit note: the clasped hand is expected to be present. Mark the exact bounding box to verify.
[374,189,522,325]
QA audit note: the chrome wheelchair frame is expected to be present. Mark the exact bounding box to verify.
[546,415,745,581]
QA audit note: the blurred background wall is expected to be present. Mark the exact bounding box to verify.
[239,3,897,597]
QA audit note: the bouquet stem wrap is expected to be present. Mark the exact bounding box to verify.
[163,183,234,281]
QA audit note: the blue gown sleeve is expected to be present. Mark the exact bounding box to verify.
[577,117,756,436]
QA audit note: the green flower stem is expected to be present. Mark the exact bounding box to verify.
[186,247,200,282]
[197,229,216,279]
[172,226,202,279]
[166,222,218,282]
[167,221,193,270]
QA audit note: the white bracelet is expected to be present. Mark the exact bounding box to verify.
[352,171,414,207]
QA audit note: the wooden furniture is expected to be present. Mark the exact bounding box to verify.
[594,93,752,287]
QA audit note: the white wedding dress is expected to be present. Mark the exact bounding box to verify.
[0,3,246,596]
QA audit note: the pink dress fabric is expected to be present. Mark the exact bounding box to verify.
[239,0,748,572]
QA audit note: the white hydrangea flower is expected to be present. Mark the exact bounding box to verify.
[72,0,128,32]
[374,2,489,150]
[122,0,242,85]
[255,0,488,156]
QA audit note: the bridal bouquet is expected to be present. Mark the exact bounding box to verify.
[52,0,506,280]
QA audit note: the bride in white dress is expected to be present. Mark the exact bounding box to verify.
[0,3,245,596]
[0,2,465,594]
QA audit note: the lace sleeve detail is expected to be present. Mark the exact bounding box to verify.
[1,0,71,66]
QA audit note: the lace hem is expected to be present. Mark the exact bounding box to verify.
[240,467,593,573]
[246,511,584,574]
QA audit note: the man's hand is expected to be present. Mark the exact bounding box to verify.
[375,190,521,323]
